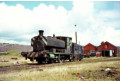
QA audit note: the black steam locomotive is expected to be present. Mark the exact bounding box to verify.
[21,30,84,64]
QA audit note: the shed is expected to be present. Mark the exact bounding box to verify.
[84,43,96,57]
[98,41,118,57]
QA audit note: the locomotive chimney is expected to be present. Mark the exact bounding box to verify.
[39,30,44,36]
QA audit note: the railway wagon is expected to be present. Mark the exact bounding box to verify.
[21,30,83,64]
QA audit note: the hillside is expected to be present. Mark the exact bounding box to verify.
[0,43,32,52]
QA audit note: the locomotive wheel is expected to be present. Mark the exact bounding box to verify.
[69,57,73,62]
[45,58,48,63]
[37,60,42,64]
[79,58,82,61]
[36,59,42,64]
[58,56,65,63]
[47,59,54,64]
[58,59,63,63]
[46,55,51,64]
[79,55,83,61]
[73,56,76,61]
[46,58,51,64]
[58,58,62,63]
[69,59,72,62]
[46,55,54,64]
[69,55,73,62]
[73,56,79,61]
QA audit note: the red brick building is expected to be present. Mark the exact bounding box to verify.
[84,43,96,57]
[98,41,118,57]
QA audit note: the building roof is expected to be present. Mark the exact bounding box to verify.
[84,43,96,48]
[84,43,96,51]
[98,41,117,50]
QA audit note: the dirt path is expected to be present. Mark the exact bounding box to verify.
[0,63,48,73]
[0,57,120,73]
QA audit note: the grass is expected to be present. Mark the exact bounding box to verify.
[0,50,22,57]
[0,57,120,81]
[0,50,32,66]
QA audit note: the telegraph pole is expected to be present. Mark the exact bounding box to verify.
[75,24,77,44]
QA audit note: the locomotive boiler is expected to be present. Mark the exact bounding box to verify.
[21,30,83,64]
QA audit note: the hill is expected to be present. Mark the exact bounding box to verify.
[0,43,32,53]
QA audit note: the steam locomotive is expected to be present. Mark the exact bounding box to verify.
[21,30,84,64]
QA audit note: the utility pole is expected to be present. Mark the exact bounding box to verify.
[75,24,77,44]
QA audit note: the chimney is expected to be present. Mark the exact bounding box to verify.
[101,41,104,45]
[39,30,44,36]
[75,32,77,44]
[53,34,55,38]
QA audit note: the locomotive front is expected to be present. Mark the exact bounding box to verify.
[31,30,46,52]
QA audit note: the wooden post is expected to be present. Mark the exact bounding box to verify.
[75,32,77,44]
[75,24,77,44]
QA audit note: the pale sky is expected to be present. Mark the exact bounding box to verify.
[0,1,120,46]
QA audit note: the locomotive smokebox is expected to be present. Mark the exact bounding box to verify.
[39,30,44,36]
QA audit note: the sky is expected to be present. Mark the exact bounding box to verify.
[0,1,120,46]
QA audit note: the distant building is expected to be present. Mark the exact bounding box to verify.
[98,41,118,57]
[84,43,96,57]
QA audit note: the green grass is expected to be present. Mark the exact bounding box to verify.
[0,50,32,66]
[0,50,22,57]
[0,57,120,81]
